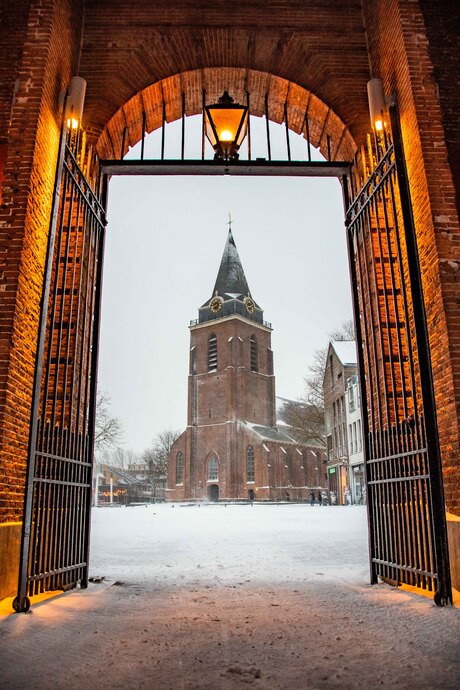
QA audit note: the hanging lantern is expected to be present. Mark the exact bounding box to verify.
[204,91,248,161]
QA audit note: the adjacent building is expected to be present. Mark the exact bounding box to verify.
[167,229,326,502]
[345,373,365,504]
[323,340,364,505]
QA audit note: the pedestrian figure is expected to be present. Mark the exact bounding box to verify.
[317,491,323,506]
[309,490,315,506]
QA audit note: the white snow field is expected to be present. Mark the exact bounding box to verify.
[1,503,459,690]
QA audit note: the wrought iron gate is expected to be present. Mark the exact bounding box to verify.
[15,100,451,611]
[14,131,106,612]
[344,107,451,605]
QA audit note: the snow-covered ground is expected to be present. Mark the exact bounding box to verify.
[89,502,370,587]
[1,504,459,690]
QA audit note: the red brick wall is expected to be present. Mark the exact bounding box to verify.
[363,0,460,514]
[0,0,82,522]
[189,318,275,428]
[168,312,327,502]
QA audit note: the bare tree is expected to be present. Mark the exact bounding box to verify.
[104,446,138,471]
[142,429,181,484]
[304,319,356,410]
[94,391,124,453]
[329,319,355,342]
[284,319,356,443]
[278,398,326,447]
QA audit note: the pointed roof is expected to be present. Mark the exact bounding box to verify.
[195,226,267,327]
[212,229,251,299]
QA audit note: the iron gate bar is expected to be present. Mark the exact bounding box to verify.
[81,171,108,589]
[342,174,377,584]
[100,159,351,177]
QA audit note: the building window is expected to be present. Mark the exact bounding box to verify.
[208,455,218,481]
[348,384,355,412]
[247,446,255,482]
[349,424,354,454]
[176,452,184,484]
[208,334,217,371]
[357,419,362,452]
[286,450,292,485]
[250,336,258,372]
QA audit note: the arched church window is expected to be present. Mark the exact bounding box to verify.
[208,334,218,371]
[247,446,255,482]
[250,335,258,372]
[208,455,218,481]
[176,452,184,484]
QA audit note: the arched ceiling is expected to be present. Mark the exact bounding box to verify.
[96,68,356,163]
[78,0,371,153]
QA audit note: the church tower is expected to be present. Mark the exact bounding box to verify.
[169,228,276,501]
[167,226,327,503]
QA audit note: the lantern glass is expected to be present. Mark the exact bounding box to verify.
[205,92,248,160]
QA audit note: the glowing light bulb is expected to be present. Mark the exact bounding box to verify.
[67,117,79,130]
[220,130,233,142]
[375,119,383,131]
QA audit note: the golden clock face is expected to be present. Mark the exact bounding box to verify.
[244,297,255,314]
[210,297,223,313]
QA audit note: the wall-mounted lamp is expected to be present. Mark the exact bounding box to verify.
[66,76,87,130]
[367,78,386,132]
[204,91,248,161]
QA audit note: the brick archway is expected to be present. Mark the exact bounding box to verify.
[95,67,357,163]
[1,0,459,607]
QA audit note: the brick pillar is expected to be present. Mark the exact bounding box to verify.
[0,0,81,600]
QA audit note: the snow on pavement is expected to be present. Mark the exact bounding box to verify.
[1,504,459,690]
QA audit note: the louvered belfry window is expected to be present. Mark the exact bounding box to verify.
[250,335,258,372]
[208,334,218,371]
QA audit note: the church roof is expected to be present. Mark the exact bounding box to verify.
[212,229,251,300]
[197,227,265,326]
[243,421,297,443]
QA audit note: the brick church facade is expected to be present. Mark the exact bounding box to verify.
[167,229,326,502]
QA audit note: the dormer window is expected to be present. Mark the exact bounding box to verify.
[208,334,217,371]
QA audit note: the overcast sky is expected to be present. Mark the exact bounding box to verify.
[98,115,352,453]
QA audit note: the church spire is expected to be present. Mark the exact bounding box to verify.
[212,227,251,300]
[197,224,264,325]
